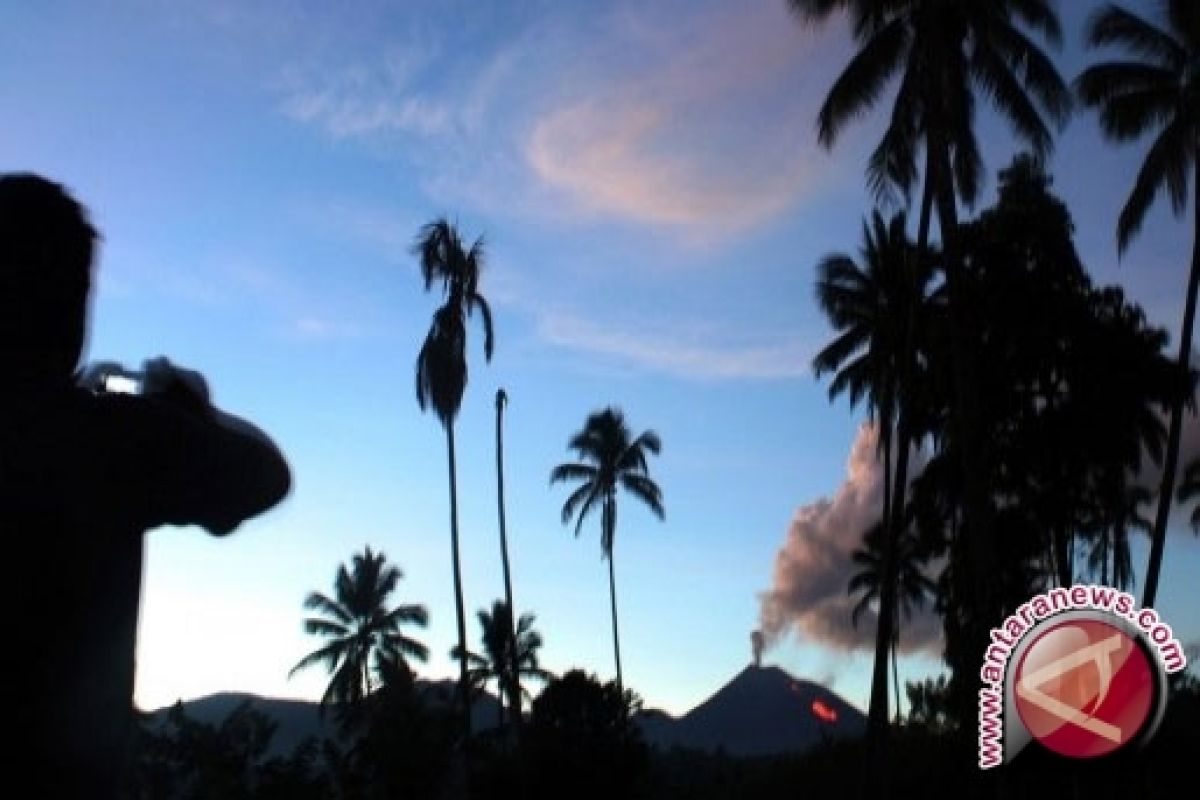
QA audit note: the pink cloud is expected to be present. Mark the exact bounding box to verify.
[525,1,847,233]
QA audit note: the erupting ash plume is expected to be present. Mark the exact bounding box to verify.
[758,424,942,654]
[751,630,764,667]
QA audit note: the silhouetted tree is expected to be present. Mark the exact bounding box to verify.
[903,675,954,735]
[788,2,1072,778]
[848,516,935,720]
[413,218,495,731]
[494,388,521,730]
[918,156,1180,726]
[289,547,428,715]
[452,600,551,727]
[1076,0,1200,607]
[1086,482,1151,589]
[550,407,663,694]
[347,654,458,800]
[132,701,283,800]
[814,209,934,729]
[524,670,645,800]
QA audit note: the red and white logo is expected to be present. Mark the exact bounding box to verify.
[977,587,1184,769]
[1013,619,1155,759]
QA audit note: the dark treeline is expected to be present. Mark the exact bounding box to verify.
[125,670,1200,799]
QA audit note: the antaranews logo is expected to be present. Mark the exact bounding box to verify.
[978,585,1187,768]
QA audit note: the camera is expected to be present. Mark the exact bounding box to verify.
[77,362,143,395]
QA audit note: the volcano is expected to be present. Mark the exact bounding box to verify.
[638,665,866,757]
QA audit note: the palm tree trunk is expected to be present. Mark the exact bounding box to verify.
[495,389,519,730]
[1143,165,1200,608]
[1053,525,1072,588]
[604,495,624,695]
[891,612,901,723]
[873,415,913,721]
[882,416,894,549]
[447,424,471,737]
[864,159,936,796]
[1102,527,1110,587]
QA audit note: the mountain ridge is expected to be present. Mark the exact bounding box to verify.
[146,664,865,759]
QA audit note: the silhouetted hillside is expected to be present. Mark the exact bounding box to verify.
[147,681,503,757]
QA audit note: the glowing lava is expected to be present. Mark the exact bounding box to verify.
[811,699,838,723]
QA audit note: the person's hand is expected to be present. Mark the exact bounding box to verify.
[75,360,127,393]
[142,356,213,415]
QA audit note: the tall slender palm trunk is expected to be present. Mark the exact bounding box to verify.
[495,389,520,729]
[1144,166,1200,608]
[892,625,901,723]
[608,553,624,695]
[447,424,471,736]
[604,495,624,695]
[864,162,936,795]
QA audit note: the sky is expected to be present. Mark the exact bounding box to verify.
[3,0,1198,717]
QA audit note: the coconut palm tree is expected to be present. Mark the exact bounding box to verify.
[550,408,664,693]
[453,601,551,727]
[1180,457,1200,531]
[289,547,428,715]
[1086,483,1151,590]
[494,387,520,728]
[1075,1,1200,607]
[848,516,936,722]
[413,218,495,732]
[814,209,934,742]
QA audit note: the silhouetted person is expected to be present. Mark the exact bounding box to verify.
[1,174,291,798]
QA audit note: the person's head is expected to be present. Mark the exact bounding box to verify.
[0,174,97,386]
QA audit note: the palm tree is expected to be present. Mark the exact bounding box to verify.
[289,547,428,715]
[453,601,551,727]
[789,1,1071,772]
[848,517,936,722]
[1086,483,1151,590]
[413,218,495,732]
[550,408,664,693]
[1180,457,1200,532]
[494,387,520,729]
[813,209,933,734]
[1075,1,1200,608]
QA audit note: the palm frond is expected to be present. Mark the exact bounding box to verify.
[1086,4,1186,69]
[302,592,352,624]
[971,40,1055,156]
[818,17,910,148]
[469,291,495,361]
[559,481,597,527]
[289,641,347,678]
[619,473,665,519]
[573,486,605,538]
[1117,116,1192,252]
[550,462,599,484]
[303,618,350,638]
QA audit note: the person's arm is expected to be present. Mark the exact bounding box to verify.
[119,358,291,535]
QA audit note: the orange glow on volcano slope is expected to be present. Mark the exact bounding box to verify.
[811,699,838,723]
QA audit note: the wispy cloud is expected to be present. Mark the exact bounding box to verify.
[536,309,811,381]
[269,0,847,237]
[278,47,450,139]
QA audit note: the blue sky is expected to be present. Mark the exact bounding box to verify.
[4,0,1197,716]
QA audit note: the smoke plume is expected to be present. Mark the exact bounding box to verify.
[759,424,942,655]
